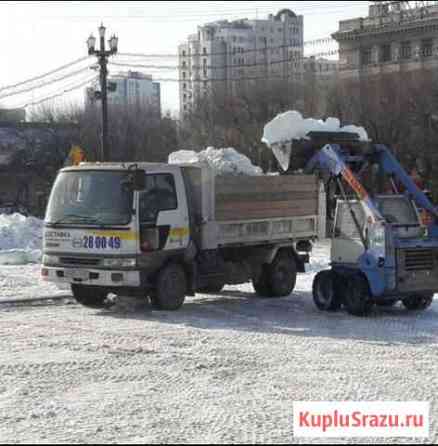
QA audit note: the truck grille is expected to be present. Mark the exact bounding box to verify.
[404,249,435,272]
[60,257,101,267]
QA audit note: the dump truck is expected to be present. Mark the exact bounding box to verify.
[42,163,326,310]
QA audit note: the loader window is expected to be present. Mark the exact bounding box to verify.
[139,174,178,223]
[335,202,366,239]
[376,197,419,226]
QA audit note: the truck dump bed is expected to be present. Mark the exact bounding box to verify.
[182,166,325,249]
[215,175,320,221]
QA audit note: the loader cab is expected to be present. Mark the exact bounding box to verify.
[331,195,423,266]
[331,200,366,265]
[374,195,423,239]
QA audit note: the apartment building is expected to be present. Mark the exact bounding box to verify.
[178,9,304,117]
[86,71,161,117]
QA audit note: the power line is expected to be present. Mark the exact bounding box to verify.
[17,75,98,109]
[0,3,368,23]
[110,48,340,72]
[116,37,336,60]
[0,56,91,93]
[0,66,94,100]
[143,73,313,83]
[0,39,336,100]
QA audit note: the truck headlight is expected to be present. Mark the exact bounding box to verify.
[43,255,59,266]
[370,224,386,254]
[103,258,137,268]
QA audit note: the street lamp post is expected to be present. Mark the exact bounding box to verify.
[87,25,118,162]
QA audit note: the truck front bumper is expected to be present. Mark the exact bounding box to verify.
[41,266,142,288]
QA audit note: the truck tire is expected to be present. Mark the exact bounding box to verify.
[253,253,297,298]
[313,270,342,312]
[71,285,108,309]
[344,275,374,317]
[268,252,297,297]
[252,266,272,297]
[150,263,187,311]
[402,294,434,312]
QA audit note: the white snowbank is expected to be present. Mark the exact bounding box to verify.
[169,147,263,176]
[0,214,44,265]
[262,111,369,171]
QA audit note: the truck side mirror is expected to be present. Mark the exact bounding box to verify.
[133,170,146,191]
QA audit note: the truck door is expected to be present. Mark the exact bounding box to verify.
[331,201,366,265]
[138,172,190,253]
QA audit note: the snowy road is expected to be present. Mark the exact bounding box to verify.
[1,243,438,444]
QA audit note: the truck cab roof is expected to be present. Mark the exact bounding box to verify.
[61,162,203,174]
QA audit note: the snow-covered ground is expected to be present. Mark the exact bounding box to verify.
[0,264,68,302]
[1,241,438,444]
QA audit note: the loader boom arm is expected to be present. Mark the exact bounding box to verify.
[374,144,438,219]
[307,143,438,224]
[307,144,384,223]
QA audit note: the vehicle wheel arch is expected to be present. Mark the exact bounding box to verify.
[265,244,305,273]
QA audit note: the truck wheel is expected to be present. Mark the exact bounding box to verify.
[402,294,434,312]
[151,263,187,311]
[252,266,272,297]
[253,253,297,298]
[313,270,342,312]
[71,285,108,309]
[268,252,297,297]
[344,275,374,317]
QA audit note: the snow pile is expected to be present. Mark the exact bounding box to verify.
[169,147,263,176]
[262,111,369,171]
[0,214,44,265]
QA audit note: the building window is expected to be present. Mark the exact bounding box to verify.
[183,83,187,90]
[203,47,207,55]
[361,48,373,66]
[422,39,433,58]
[183,72,187,80]
[401,41,412,60]
[182,50,186,57]
[381,44,392,63]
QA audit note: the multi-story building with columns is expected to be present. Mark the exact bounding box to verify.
[333,1,438,81]
[178,9,304,118]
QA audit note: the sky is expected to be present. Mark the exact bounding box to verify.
[0,1,370,116]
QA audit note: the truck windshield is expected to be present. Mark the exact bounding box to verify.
[376,197,419,226]
[46,171,133,226]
